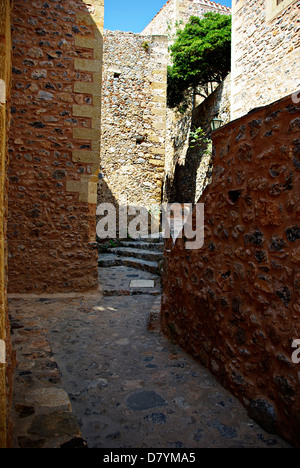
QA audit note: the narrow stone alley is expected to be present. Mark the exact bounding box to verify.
[9,257,291,449]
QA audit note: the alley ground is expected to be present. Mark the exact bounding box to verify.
[9,264,292,448]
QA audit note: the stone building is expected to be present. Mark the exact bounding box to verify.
[98,0,231,227]
[142,0,230,38]
[7,0,104,294]
[0,0,299,449]
[98,30,168,230]
[231,0,299,119]
[0,0,104,447]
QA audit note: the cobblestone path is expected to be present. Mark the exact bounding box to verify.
[9,266,291,448]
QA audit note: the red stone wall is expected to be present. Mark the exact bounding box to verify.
[8,0,104,294]
[161,94,300,447]
[0,0,14,447]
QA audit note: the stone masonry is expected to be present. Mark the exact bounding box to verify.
[231,0,299,119]
[166,74,231,204]
[98,1,231,220]
[98,30,168,228]
[0,0,13,448]
[7,0,104,294]
[161,94,300,447]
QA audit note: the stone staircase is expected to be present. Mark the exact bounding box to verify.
[98,237,164,275]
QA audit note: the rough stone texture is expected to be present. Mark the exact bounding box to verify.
[9,293,291,448]
[7,0,104,294]
[167,74,231,204]
[142,0,230,37]
[141,1,231,206]
[98,30,168,233]
[231,0,299,119]
[161,94,300,448]
[10,308,82,448]
[0,0,14,448]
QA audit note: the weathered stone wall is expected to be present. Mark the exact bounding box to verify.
[166,74,231,204]
[231,0,299,119]
[98,30,168,231]
[142,0,230,37]
[142,0,177,37]
[7,0,104,294]
[178,0,230,28]
[0,0,12,448]
[161,94,300,447]
[163,106,192,202]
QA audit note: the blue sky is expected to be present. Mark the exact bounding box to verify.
[104,0,232,33]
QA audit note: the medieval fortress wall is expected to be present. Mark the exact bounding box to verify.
[99,31,168,216]
[142,0,230,37]
[99,0,231,217]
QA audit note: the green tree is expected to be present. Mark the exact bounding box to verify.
[167,13,231,109]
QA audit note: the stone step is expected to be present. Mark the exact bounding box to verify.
[98,265,161,297]
[98,253,160,274]
[120,240,164,252]
[110,247,163,263]
[134,233,164,244]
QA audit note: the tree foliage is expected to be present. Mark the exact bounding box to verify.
[167,13,232,109]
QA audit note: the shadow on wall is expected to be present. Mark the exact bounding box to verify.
[169,134,212,205]
[169,79,230,205]
[97,177,120,242]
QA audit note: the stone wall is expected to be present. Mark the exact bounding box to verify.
[142,0,230,38]
[161,94,300,447]
[0,0,13,448]
[7,0,104,294]
[163,106,192,202]
[178,0,230,28]
[231,0,299,119]
[142,0,176,37]
[167,74,231,204]
[98,30,168,232]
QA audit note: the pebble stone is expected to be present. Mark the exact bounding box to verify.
[9,263,292,448]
